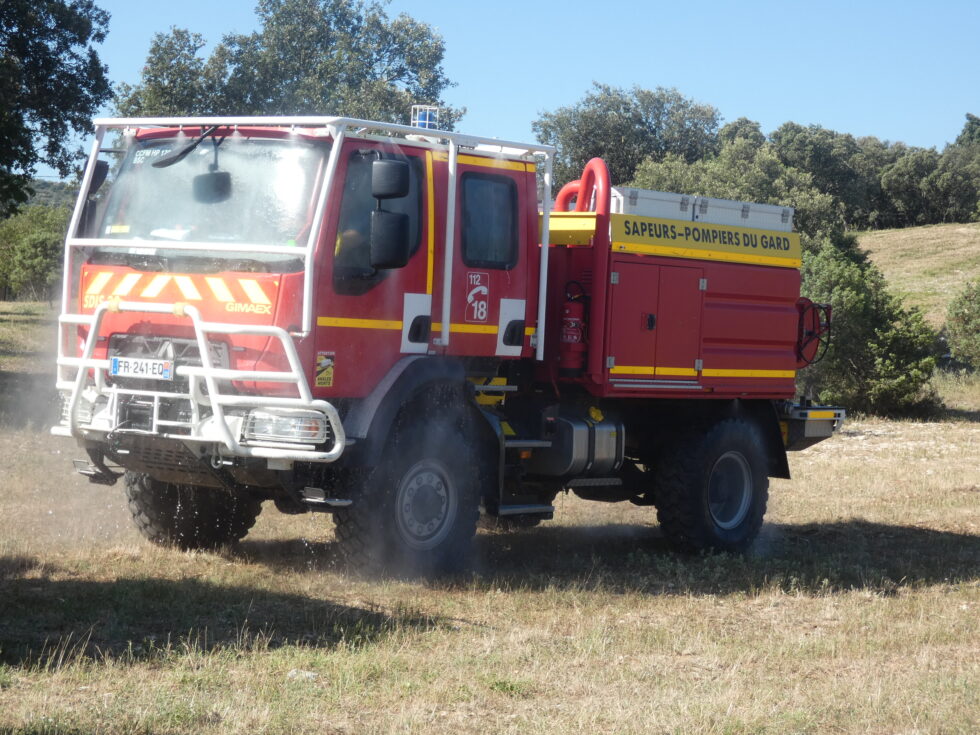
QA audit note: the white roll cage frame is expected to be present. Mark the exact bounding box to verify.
[54,116,555,463]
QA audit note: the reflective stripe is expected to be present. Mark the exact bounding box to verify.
[425,150,435,295]
[612,242,802,269]
[111,273,142,296]
[205,277,235,302]
[610,365,793,378]
[609,365,698,377]
[173,276,202,300]
[140,275,172,298]
[701,368,796,378]
[318,316,403,330]
[85,271,113,296]
[239,279,270,305]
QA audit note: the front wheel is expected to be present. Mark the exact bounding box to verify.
[124,472,262,550]
[334,418,482,575]
[653,418,769,553]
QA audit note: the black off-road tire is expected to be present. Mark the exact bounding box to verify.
[124,472,262,550]
[333,419,482,575]
[653,418,769,553]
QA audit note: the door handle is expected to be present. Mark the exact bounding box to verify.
[408,315,431,343]
[502,319,525,346]
[645,313,656,330]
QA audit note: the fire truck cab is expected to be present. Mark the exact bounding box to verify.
[54,114,842,573]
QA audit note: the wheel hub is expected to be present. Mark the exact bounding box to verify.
[708,451,752,530]
[395,460,456,549]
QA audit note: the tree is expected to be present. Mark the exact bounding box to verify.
[0,0,112,217]
[0,205,70,299]
[946,281,980,369]
[533,83,721,188]
[630,137,841,244]
[115,0,461,127]
[799,240,939,416]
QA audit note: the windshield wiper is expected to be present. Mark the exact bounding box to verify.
[152,125,219,169]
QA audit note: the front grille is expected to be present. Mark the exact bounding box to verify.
[107,334,230,392]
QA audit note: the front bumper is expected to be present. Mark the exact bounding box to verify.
[53,299,346,466]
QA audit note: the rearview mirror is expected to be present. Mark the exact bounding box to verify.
[370,210,410,269]
[371,159,410,200]
[193,171,232,203]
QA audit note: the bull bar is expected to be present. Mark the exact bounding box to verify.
[53,298,346,464]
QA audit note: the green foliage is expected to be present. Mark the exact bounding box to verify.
[115,0,461,127]
[28,179,79,208]
[945,281,980,368]
[533,83,721,188]
[630,135,841,243]
[0,0,112,217]
[0,205,70,299]
[799,241,939,415]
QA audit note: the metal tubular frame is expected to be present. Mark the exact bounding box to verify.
[56,115,555,463]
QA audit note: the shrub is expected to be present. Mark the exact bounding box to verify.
[945,281,980,368]
[799,240,940,415]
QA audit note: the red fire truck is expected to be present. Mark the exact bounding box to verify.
[54,113,843,573]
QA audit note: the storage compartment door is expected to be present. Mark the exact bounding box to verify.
[607,261,659,378]
[654,265,703,378]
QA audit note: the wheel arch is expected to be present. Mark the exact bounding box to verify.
[341,356,498,472]
[738,399,791,480]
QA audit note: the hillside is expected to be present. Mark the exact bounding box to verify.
[859,222,980,328]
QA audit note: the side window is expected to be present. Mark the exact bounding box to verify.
[462,173,518,270]
[333,150,422,293]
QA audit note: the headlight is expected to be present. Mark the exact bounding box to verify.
[243,409,328,444]
[61,392,94,424]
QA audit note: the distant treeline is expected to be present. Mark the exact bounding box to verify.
[535,85,980,238]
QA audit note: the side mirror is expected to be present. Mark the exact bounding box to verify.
[193,171,232,203]
[371,159,410,200]
[370,210,410,269]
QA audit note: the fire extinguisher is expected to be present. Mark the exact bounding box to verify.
[559,282,588,377]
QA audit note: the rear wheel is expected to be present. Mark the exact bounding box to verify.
[333,417,482,575]
[124,472,262,550]
[653,418,769,553]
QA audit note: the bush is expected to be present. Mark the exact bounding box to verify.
[799,240,940,415]
[945,281,980,368]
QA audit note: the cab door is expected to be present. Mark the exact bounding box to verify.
[313,141,431,397]
[441,157,534,359]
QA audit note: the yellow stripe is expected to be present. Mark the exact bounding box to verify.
[702,368,796,378]
[205,277,234,302]
[425,151,435,295]
[318,316,403,330]
[432,151,527,172]
[609,365,698,377]
[173,276,202,301]
[805,410,836,419]
[85,271,113,296]
[524,326,537,336]
[610,365,656,375]
[239,279,270,305]
[610,365,792,378]
[432,322,499,334]
[140,274,171,298]
[613,242,802,269]
[318,317,505,334]
[111,273,142,297]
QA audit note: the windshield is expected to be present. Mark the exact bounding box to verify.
[88,134,327,273]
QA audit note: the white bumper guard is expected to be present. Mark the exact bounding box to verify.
[52,299,346,465]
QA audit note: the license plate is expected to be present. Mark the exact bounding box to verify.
[110,357,174,381]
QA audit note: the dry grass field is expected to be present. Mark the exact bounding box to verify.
[1,301,978,734]
[860,222,980,328]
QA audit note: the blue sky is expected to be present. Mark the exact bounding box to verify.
[51,0,980,173]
